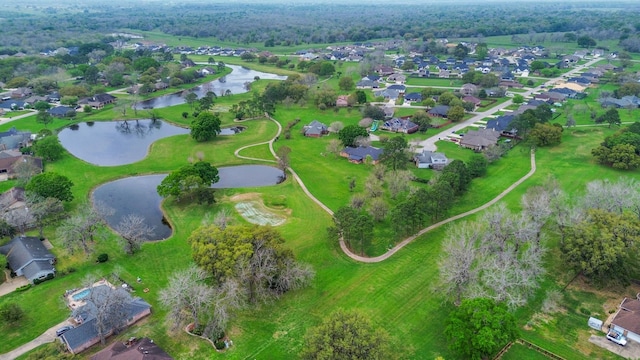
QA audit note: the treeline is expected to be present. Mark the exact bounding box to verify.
[1,2,640,53]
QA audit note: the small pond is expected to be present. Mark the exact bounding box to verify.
[58,120,189,166]
[212,165,284,188]
[92,166,283,241]
[135,65,287,109]
[219,126,245,136]
[92,174,171,241]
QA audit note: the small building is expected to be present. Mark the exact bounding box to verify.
[380,118,419,134]
[610,297,640,344]
[303,120,329,138]
[0,236,56,283]
[429,105,450,118]
[340,146,383,165]
[415,150,448,169]
[90,337,173,360]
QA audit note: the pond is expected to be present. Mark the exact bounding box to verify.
[92,174,172,241]
[212,165,284,188]
[93,166,284,241]
[58,120,190,166]
[219,126,245,136]
[135,65,287,109]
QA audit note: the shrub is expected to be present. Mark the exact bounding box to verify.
[214,339,226,350]
[16,284,31,292]
[0,302,25,323]
[97,253,109,263]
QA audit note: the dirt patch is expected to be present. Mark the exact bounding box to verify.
[230,192,262,202]
[235,201,286,226]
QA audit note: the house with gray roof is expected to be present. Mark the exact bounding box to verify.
[303,120,329,138]
[340,146,383,165]
[599,96,640,109]
[380,118,419,134]
[415,150,448,169]
[91,337,173,360]
[0,127,31,150]
[459,128,501,151]
[61,286,152,355]
[0,236,56,283]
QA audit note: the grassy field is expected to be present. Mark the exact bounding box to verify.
[501,343,552,360]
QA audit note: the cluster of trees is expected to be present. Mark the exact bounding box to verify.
[190,112,222,142]
[511,103,554,139]
[157,161,219,203]
[159,225,313,339]
[592,121,640,169]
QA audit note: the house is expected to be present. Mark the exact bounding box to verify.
[609,297,640,344]
[374,89,401,101]
[303,120,329,137]
[414,150,448,169]
[462,96,481,108]
[599,96,640,109]
[48,106,75,118]
[0,127,31,150]
[180,59,196,68]
[429,105,450,118]
[356,79,379,89]
[387,84,406,93]
[387,73,406,84]
[0,151,42,180]
[459,128,500,151]
[79,93,117,109]
[90,337,173,360]
[336,95,350,107]
[61,287,152,355]
[485,114,517,136]
[11,87,32,98]
[0,236,56,283]
[404,92,422,103]
[198,67,216,76]
[380,118,419,134]
[375,65,394,76]
[340,146,383,164]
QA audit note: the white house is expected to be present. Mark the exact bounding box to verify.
[415,150,448,169]
[610,297,640,344]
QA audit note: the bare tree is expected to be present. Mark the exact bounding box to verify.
[368,197,388,222]
[354,136,371,147]
[212,209,233,229]
[581,178,639,214]
[73,284,131,345]
[350,193,367,209]
[364,175,384,198]
[438,222,480,305]
[325,139,342,157]
[13,157,41,186]
[116,214,155,255]
[56,202,113,254]
[328,121,344,133]
[159,266,215,332]
[26,194,65,238]
[385,170,413,199]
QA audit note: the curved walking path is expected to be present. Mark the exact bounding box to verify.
[232,115,536,263]
[340,150,537,263]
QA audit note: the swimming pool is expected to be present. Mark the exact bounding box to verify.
[71,288,91,301]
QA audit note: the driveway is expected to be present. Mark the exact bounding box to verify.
[589,335,640,359]
[0,270,28,297]
[0,319,73,360]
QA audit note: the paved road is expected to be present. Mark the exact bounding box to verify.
[0,319,73,360]
[415,57,604,152]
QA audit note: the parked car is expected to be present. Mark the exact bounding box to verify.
[56,325,74,337]
[606,329,628,346]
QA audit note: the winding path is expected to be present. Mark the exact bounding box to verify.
[233,115,536,263]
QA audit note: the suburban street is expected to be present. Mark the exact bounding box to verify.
[414,56,604,151]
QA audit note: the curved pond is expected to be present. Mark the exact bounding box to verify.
[58,120,189,166]
[135,65,287,109]
[93,166,284,240]
[92,174,171,241]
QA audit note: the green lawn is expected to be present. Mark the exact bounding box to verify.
[501,343,553,360]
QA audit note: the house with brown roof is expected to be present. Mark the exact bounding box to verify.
[459,128,500,151]
[0,151,43,181]
[79,93,117,109]
[460,83,478,96]
[609,297,640,344]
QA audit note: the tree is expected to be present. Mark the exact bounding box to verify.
[562,209,640,283]
[0,303,25,324]
[56,202,111,254]
[447,105,465,122]
[13,157,42,186]
[592,144,640,170]
[185,92,198,110]
[157,162,220,201]
[74,284,131,344]
[301,309,392,360]
[354,90,367,104]
[598,108,621,128]
[381,136,411,172]
[412,110,431,132]
[530,60,546,72]
[438,91,457,105]
[26,194,65,239]
[385,169,413,199]
[32,135,65,162]
[467,155,488,178]
[454,43,469,59]
[26,172,73,202]
[36,110,53,128]
[512,94,524,104]
[528,122,562,147]
[438,223,480,305]
[338,76,354,91]
[362,105,386,120]
[338,125,369,147]
[116,214,155,254]
[325,139,342,157]
[577,35,596,48]
[445,298,518,360]
[440,160,471,195]
[191,112,221,142]
[276,145,291,173]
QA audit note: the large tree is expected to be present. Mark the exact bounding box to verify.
[116,214,155,254]
[191,112,221,142]
[25,172,74,202]
[338,125,369,147]
[301,309,392,360]
[445,298,518,360]
[381,136,411,172]
[56,202,111,254]
[528,122,562,147]
[157,162,219,201]
[33,135,65,162]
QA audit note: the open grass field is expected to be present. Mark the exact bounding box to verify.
[501,343,552,360]
[3,53,640,360]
